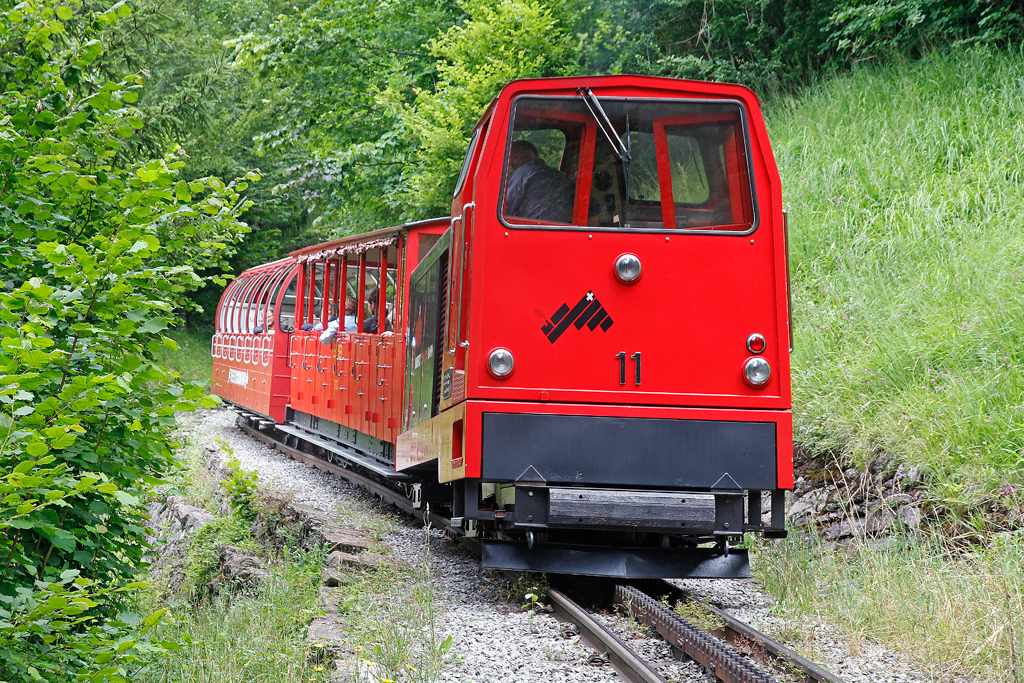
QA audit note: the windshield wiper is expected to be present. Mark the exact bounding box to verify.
[577,87,631,163]
[577,87,632,218]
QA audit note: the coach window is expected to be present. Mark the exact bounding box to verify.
[218,279,239,333]
[234,274,258,335]
[302,262,325,328]
[500,96,756,234]
[244,271,269,333]
[229,274,255,333]
[277,270,297,333]
[220,278,239,333]
[251,269,278,333]
[238,273,263,334]
[452,128,481,197]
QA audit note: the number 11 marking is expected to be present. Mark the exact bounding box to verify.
[616,351,641,386]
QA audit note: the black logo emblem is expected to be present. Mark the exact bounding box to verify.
[541,291,613,343]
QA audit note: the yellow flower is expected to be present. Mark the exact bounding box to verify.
[314,666,324,672]
[406,664,417,671]
[379,679,393,683]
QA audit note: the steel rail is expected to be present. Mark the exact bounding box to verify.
[236,419,452,532]
[616,585,775,683]
[233,415,839,683]
[547,587,667,683]
[644,579,845,683]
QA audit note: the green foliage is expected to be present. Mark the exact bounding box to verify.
[150,328,214,387]
[610,1,1024,95]
[775,48,1024,506]
[0,0,251,678]
[222,455,259,520]
[142,545,329,683]
[182,513,254,599]
[398,0,576,217]
[0,570,178,683]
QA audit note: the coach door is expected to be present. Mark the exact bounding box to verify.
[441,118,490,412]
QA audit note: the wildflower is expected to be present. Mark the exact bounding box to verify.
[380,679,393,683]
[406,664,417,671]
[314,666,324,672]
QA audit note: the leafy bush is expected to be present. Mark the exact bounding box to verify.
[222,456,259,520]
[0,0,252,678]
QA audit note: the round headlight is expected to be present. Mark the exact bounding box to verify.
[488,348,515,378]
[743,357,771,387]
[614,253,642,284]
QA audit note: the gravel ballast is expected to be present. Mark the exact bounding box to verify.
[176,407,946,683]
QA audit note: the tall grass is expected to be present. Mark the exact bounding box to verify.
[772,47,1024,509]
[755,531,1024,681]
[154,328,214,387]
[139,553,331,683]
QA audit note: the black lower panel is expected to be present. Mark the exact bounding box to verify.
[481,413,776,489]
[481,540,750,578]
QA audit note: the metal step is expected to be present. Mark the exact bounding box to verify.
[275,423,409,481]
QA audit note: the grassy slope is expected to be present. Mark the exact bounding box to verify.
[772,48,1024,510]
[154,328,214,387]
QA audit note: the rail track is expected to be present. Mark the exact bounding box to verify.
[234,411,844,683]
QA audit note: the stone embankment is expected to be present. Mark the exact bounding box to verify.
[787,450,926,543]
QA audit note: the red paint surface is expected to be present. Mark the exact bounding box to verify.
[213,75,793,490]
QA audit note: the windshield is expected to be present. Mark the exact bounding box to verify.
[500,96,756,233]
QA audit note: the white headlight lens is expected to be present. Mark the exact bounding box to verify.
[615,253,642,283]
[744,357,771,386]
[488,348,515,378]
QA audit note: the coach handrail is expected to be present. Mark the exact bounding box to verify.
[457,201,474,350]
[374,340,386,386]
[286,332,295,369]
[446,202,474,354]
[243,335,253,365]
[333,335,348,377]
[261,334,272,366]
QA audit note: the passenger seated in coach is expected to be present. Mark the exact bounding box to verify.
[319,303,340,344]
[343,298,357,332]
[364,288,380,334]
[363,288,393,335]
[504,140,600,225]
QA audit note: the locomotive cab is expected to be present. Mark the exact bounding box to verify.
[399,76,792,578]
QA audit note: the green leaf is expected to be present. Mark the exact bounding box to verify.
[114,490,139,507]
[26,442,48,457]
[56,6,73,21]
[142,607,167,631]
[139,318,168,334]
[77,176,98,190]
[50,432,77,449]
[49,529,77,552]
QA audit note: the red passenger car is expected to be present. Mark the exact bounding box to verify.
[214,75,792,578]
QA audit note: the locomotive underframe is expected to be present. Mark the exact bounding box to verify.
[234,403,786,578]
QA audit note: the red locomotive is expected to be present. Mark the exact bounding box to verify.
[212,75,792,578]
